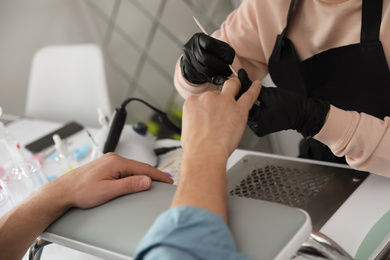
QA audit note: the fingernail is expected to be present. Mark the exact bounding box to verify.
[253,80,261,85]
[139,177,150,188]
[164,172,173,178]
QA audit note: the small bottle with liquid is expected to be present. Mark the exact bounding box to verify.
[52,134,78,174]
[0,122,26,170]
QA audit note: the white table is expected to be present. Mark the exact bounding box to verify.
[5,117,390,259]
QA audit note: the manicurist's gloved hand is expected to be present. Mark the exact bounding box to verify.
[180,32,235,86]
[237,69,330,138]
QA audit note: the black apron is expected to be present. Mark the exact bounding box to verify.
[268,0,390,164]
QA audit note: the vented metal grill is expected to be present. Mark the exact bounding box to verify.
[227,155,369,230]
[229,164,334,209]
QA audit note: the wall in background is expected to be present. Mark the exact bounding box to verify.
[83,0,273,153]
[0,0,237,125]
[0,0,99,116]
[0,0,277,154]
[84,0,238,122]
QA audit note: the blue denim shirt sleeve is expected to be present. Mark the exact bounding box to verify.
[134,206,251,260]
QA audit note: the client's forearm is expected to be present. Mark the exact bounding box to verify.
[171,150,228,222]
[0,181,70,260]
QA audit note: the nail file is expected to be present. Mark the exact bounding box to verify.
[192,16,238,77]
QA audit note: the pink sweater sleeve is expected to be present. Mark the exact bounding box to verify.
[314,106,390,176]
[173,59,219,98]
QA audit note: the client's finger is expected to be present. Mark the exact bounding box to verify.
[221,77,241,98]
[102,153,174,184]
[105,175,153,199]
[237,80,262,111]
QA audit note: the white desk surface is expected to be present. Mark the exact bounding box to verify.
[5,117,390,259]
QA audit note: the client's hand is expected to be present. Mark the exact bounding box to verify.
[46,153,174,209]
[0,153,173,260]
[181,77,261,159]
[172,77,261,220]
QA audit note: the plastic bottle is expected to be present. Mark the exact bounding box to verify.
[0,122,29,204]
[0,138,10,179]
[91,107,108,160]
[0,122,26,171]
[53,134,78,174]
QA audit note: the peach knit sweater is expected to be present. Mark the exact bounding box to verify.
[174,0,390,176]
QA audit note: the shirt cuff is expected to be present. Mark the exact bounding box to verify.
[314,105,358,153]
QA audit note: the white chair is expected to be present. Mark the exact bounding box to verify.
[25,44,112,128]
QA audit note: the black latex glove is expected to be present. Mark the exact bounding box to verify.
[237,69,330,138]
[180,32,235,86]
